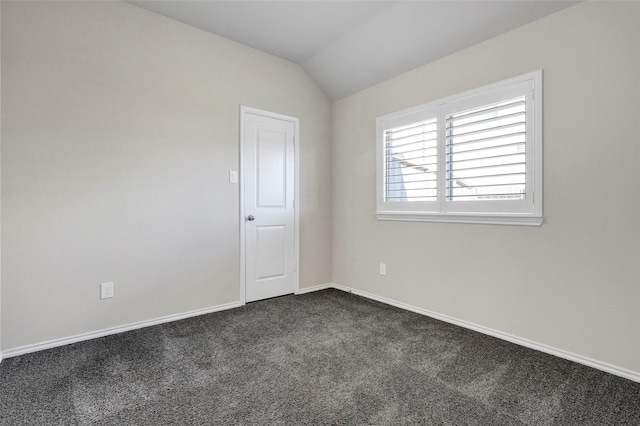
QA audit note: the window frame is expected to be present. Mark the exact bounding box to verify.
[376,71,543,226]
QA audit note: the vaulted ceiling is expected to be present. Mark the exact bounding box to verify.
[128,1,579,100]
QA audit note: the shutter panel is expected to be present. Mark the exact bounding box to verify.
[445,97,526,201]
[384,118,438,202]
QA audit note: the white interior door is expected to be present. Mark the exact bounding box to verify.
[241,107,298,303]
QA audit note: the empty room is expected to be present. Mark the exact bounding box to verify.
[1,0,639,424]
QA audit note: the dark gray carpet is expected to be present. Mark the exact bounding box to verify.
[1,289,639,425]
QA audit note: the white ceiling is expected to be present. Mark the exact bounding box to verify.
[127,1,578,100]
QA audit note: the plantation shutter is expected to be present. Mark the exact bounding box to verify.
[445,97,527,201]
[377,71,541,224]
[384,118,438,202]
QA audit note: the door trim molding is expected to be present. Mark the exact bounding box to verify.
[239,106,300,304]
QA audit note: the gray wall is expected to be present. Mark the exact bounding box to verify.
[1,1,332,350]
[1,0,638,378]
[332,1,640,373]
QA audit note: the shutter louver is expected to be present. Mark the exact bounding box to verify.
[445,97,526,201]
[384,118,438,202]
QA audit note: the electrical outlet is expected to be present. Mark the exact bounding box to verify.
[100,282,114,299]
[229,170,238,183]
[379,263,387,276]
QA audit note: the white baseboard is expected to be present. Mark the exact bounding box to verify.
[295,283,334,295]
[1,301,243,360]
[3,283,639,384]
[329,283,640,383]
[332,283,353,293]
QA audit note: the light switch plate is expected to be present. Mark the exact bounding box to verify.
[229,170,238,183]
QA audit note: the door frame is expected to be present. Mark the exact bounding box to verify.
[239,105,300,304]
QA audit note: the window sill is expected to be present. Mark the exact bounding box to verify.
[376,212,543,226]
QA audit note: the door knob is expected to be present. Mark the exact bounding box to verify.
[247,215,255,221]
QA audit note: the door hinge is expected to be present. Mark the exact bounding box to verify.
[293,199,296,208]
[293,262,297,272]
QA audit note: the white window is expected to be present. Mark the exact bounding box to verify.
[376,71,543,226]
